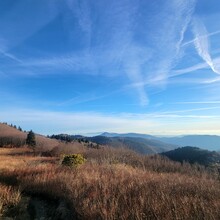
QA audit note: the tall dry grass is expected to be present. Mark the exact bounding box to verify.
[0,183,21,216]
[0,147,220,219]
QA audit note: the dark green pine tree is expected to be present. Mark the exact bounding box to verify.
[26,130,36,148]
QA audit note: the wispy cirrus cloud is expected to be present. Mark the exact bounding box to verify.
[125,7,220,89]
[182,29,220,47]
[2,0,220,136]
[66,0,92,46]
[176,101,220,104]
[56,89,121,107]
[142,0,196,84]
[20,51,96,73]
[159,106,220,114]
[113,1,197,95]
[0,38,22,63]
[0,0,60,50]
[17,0,197,106]
[0,48,22,63]
[8,0,220,108]
[170,56,220,80]
[192,16,220,74]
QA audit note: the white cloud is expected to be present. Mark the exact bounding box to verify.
[0,109,156,135]
[192,16,220,74]
[170,56,220,80]
[0,38,22,63]
[176,101,220,104]
[143,0,196,82]
[1,0,202,106]
[1,107,220,135]
[120,0,197,95]
[182,29,220,47]
[23,1,197,106]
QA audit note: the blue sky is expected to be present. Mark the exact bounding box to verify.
[1,0,220,135]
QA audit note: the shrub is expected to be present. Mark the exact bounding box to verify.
[61,154,86,167]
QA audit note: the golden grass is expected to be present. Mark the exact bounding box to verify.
[0,147,220,219]
[0,183,21,216]
[18,163,220,219]
[0,123,60,150]
[0,124,26,138]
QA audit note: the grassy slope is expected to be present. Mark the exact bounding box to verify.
[0,146,220,219]
[1,124,220,219]
[0,123,59,150]
[0,123,26,138]
[88,136,176,154]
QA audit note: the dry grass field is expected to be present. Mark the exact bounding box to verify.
[0,123,59,150]
[0,146,220,219]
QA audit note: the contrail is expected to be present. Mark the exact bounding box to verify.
[192,17,220,74]
[182,30,220,47]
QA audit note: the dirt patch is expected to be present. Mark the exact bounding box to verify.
[2,195,73,220]
[27,196,72,220]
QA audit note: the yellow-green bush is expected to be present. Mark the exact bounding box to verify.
[61,154,86,167]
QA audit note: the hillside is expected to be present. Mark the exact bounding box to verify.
[0,123,59,150]
[88,136,177,154]
[162,146,220,166]
[1,124,220,219]
[49,133,177,154]
[0,123,26,147]
[100,132,220,151]
[0,144,220,219]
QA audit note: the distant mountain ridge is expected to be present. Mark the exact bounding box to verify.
[49,133,177,154]
[158,135,220,151]
[161,146,220,167]
[90,135,177,154]
[100,132,155,139]
[100,132,220,151]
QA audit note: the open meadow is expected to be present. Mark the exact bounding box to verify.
[0,145,220,219]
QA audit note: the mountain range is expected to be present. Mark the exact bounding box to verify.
[87,135,177,154]
[100,132,220,151]
[1,121,220,155]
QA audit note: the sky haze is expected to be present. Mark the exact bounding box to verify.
[1,0,220,135]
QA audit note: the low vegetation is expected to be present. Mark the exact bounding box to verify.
[0,123,59,150]
[61,154,86,167]
[0,183,21,215]
[0,145,220,219]
[0,123,220,219]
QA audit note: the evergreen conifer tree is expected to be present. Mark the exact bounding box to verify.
[26,130,36,148]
